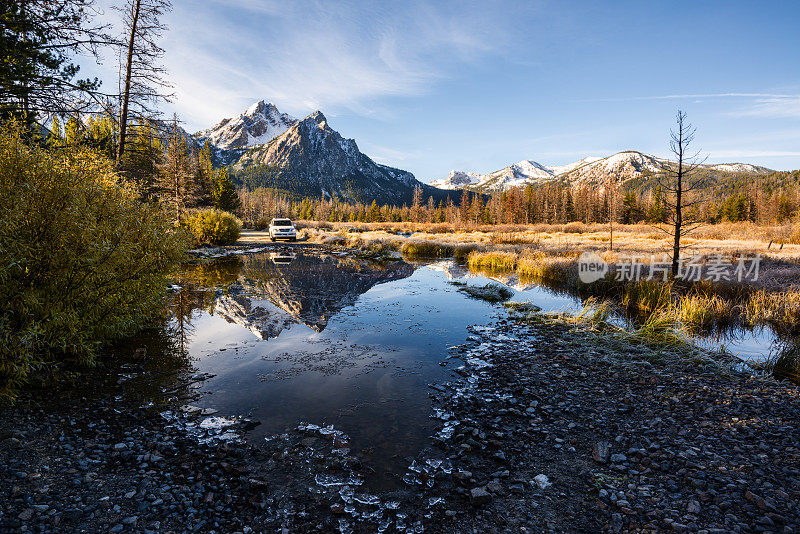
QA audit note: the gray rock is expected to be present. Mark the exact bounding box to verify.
[470,487,492,505]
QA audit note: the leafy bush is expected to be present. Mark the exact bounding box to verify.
[182,208,242,246]
[0,123,188,399]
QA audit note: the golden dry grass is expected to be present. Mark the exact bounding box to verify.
[240,221,800,335]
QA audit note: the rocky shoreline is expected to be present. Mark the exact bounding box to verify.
[2,310,799,533]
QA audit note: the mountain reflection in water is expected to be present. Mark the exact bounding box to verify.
[211,252,415,338]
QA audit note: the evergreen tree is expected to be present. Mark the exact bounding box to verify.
[777,193,794,222]
[620,191,640,224]
[0,1,107,124]
[647,186,666,223]
[159,119,200,222]
[212,167,240,213]
[368,200,381,222]
[197,141,214,203]
[86,112,117,160]
[564,190,576,222]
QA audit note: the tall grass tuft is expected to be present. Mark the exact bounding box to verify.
[635,312,687,347]
[746,290,800,334]
[400,240,454,258]
[577,297,613,326]
[467,251,517,272]
[772,346,800,384]
[517,255,576,286]
[676,294,734,331]
[453,244,481,264]
[619,280,673,315]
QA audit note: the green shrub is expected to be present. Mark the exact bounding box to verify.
[182,208,242,246]
[0,122,188,399]
[253,217,270,230]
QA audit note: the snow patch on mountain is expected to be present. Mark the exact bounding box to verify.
[433,151,773,192]
[430,170,483,189]
[709,163,769,173]
[195,100,297,150]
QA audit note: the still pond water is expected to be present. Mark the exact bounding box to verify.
[148,246,782,487]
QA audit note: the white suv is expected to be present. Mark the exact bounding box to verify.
[268,218,297,242]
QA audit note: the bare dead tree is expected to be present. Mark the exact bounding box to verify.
[652,110,709,275]
[115,0,173,165]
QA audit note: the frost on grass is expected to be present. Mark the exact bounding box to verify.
[503,301,542,313]
[456,282,514,303]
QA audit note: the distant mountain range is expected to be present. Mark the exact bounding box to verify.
[190,100,446,205]
[190,100,776,203]
[431,151,774,192]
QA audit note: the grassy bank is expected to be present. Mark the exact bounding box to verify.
[292,221,800,339]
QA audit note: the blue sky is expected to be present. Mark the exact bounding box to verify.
[90,0,800,182]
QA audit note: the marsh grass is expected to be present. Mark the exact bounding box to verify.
[467,250,517,272]
[453,244,481,264]
[745,290,800,335]
[400,240,454,258]
[634,312,688,347]
[617,280,673,315]
[503,301,542,313]
[516,255,575,286]
[676,294,735,332]
[308,221,800,336]
[772,346,800,383]
[576,297,613,327]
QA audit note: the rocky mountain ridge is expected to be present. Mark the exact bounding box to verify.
[433,151,774,192]
[191,101,446,205]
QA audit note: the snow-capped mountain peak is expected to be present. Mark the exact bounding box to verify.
[432,150,773,192]
[430,170,483,189]
[194,100,297,149]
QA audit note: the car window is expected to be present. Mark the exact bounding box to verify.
[272,219,292,226]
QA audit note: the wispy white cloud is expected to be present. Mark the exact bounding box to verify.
[585,93,797,102]
[727,96,800,119]
[156,0,524,130]
[358,143,422,165]
[580,92,800,121]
